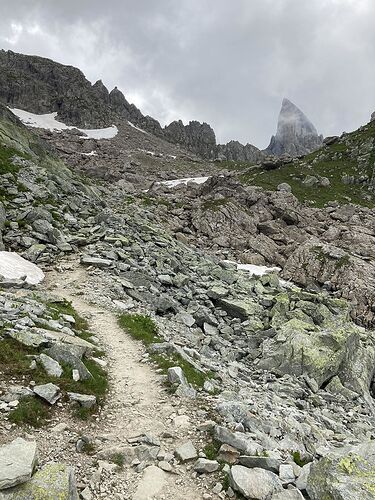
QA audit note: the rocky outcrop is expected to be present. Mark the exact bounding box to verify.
[0,50,112,128]
[164,120,216,158]
[216,140,264,163]
[266,98,323,156]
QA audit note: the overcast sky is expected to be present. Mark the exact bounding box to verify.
[1,0,374,148]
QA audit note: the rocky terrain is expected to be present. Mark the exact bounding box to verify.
[0,53,375,499]
[266,99,323,156]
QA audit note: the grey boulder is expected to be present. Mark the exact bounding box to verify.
[0,438,37,490]
[229,465,283,499]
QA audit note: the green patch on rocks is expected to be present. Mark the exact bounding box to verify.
[9,397,50,428]
[118,313,161,345]
[118,313,210,388]
[46,299,91,339]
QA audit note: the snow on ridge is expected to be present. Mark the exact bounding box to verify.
[128,121,147,134]
[10,108,118,140]
[159,176,210,188]
[81,151,97,156]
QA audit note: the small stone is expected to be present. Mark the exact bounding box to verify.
[33,383,60,405]
[194,458,220,474]
[174,441,198,462]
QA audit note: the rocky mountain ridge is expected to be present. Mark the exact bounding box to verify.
[0,50,314,163]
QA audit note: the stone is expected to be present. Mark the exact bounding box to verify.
[133,465,167,500]
[0,438,37,490]
[167,366,187,386]
[80,256,112,268]
[229,465,283,499]
[307,441,375,500]
[194,458,220,473]
[39,353,63,377]
[67,392,96,408]
[214,426,261,455]
[33,383,60,404]
[295,463,311,491]
[0,463,79,499]
[279,464,295,484]
[174,441,198,462]
[217,444,241,464]
[44,345,92,380]
[217,298,263,320]
[239,456,281,474]
[0,252,44,285]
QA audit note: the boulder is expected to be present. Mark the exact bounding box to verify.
[0,463,78,499]
[229,465,283,499]
[239,456,281,474]
[217,298,263,321]
[307,441,375,500]
[0,438,37,490]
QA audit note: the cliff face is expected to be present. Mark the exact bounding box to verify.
[266,98,323,156]
[0,50,264,160]
[0,50,113,128]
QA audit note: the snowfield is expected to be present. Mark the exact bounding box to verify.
[0,252,45,285]
[10,108,118,139]
[159,176,210,188]
[128,121,147,134]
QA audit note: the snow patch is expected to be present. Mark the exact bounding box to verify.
[225,260,281,277]
[159,176,210,188]
[0,252,45,285]
[128,121,147,134]
[10,108,118,140]
[81,151,97,156]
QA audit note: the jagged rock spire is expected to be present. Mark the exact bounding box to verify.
[266,98,323,156]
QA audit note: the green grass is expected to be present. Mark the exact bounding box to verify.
[0,338,39,377]
[46,299,91,339]
[110,453,125,467]
[203,440,221,460]
[0,144,22,175]
[292,451,310,467]
[9,397,50,428]
[118,314,161,345]
[118,313,211,388]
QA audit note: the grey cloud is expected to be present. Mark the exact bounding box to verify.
[0,0,374,148]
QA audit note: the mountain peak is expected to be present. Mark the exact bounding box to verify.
[266,98,322,156]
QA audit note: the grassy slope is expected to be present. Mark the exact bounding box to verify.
[226,120,375,208]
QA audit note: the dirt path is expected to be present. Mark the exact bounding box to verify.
[47,263,205,500]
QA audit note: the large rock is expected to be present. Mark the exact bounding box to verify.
[39,353,63,378]
[229,465,283,499]
[307,441,375,500]
[266,98,323,156]
[0,252,44,285]
[217,298,263,321]
[257,315,361,389]
[0,463,79,499]
[0,438,37,490]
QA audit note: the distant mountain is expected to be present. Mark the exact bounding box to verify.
[0,49,263,162]
[266,98,323,156]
